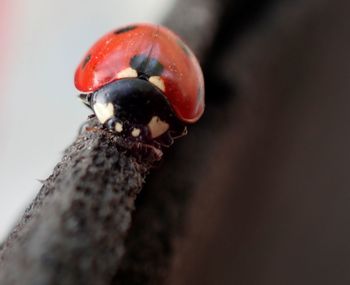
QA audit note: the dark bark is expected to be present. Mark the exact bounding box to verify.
[0,119,157,285]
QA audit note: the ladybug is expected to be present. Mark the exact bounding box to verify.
[75,23,204,146]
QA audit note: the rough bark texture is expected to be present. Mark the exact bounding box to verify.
[2,0,350,284]
[0,119,155,285]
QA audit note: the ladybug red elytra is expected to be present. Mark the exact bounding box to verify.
[75,23,205,146]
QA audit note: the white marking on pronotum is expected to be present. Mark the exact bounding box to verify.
[115,122,123,133]
[117,67,138,79]
[131,128,141,137]
[147,116,169,138]
[93,102,114,124]
[149,76,165,92]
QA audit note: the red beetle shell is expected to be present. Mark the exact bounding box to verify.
[75,23,204,123]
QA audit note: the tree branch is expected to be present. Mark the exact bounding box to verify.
[0,118,158,285]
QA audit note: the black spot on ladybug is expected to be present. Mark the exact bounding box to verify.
[177,39,191,56]
[130,54,164,78]
[82,54,91,69]
[114,25,137,35]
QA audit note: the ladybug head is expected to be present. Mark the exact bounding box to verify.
[80,78,186,147]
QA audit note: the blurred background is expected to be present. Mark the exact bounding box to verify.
[0,0,175,240]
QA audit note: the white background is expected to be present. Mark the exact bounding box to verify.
[0,0,175,240]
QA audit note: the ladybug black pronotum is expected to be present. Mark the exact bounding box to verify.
[75,23,205,147]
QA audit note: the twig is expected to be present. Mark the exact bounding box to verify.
[0,118,158,285]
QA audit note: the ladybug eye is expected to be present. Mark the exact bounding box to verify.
[147,116,169,138]
[148,76,165,92]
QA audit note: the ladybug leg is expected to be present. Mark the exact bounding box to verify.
[170,126,187,139]
[78,120,100,134]
[156,131,174,147]
[154,124,186,146]
[78,93,93,109]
